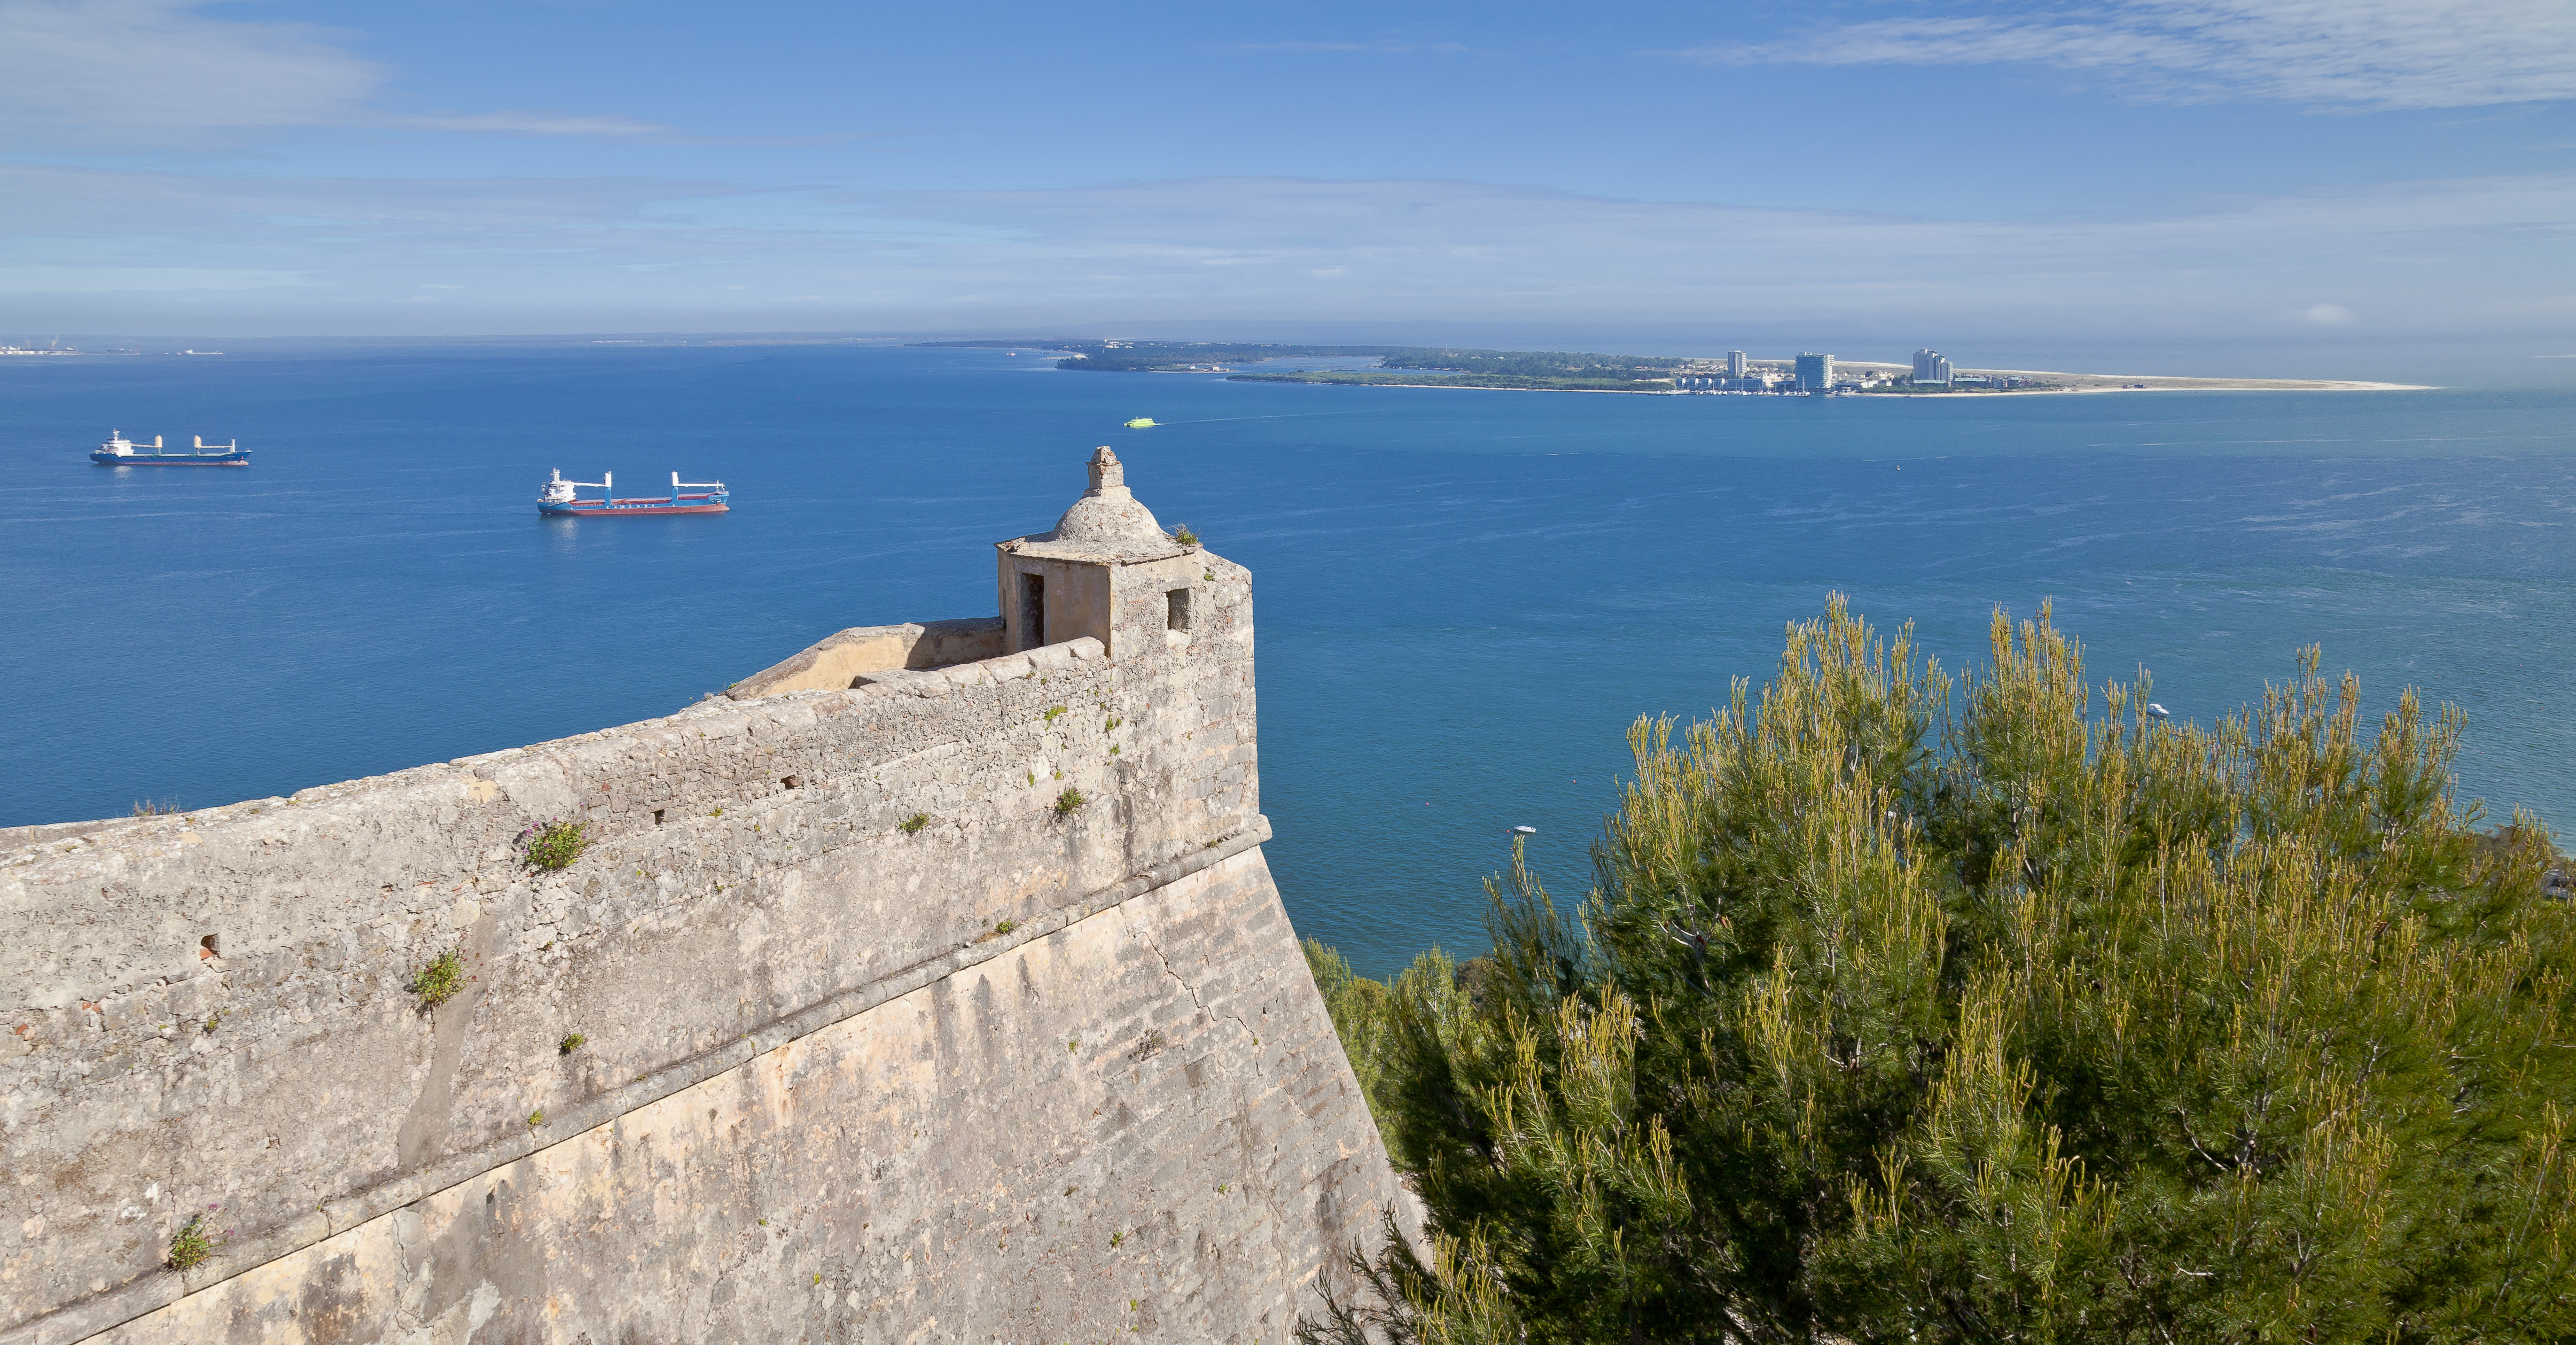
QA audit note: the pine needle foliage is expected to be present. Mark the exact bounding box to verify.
[1310,597,2576,1344]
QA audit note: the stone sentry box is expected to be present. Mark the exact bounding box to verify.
[1,449,1405,1344]
[997,446,1205,662]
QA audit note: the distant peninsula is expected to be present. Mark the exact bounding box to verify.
[909,340,2420,395]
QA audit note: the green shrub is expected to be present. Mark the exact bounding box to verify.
[558,1033,584,1054]
[408,947,466,1008]
[1308,597,2576,1345]
[994,919,1018,935]
[516,819,590,871]
[1054,788,1086,816]
[899,812,930,835]
[165,1211,216,1271]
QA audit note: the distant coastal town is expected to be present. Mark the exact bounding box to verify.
[916,339,2418,395]
[0,341,220,356]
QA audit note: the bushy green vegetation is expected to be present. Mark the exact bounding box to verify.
[1303,598,2576,1343]
[516,818,590,871]
[164,1212,217,1271]
[407,947,468,1009]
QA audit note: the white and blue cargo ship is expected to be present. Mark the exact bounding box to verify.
[92,430,249,467]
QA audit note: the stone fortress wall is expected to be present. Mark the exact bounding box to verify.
[1,449,1406,1343]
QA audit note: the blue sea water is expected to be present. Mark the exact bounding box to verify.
[3,343,2571,976]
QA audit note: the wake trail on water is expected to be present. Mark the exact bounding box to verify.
[1133,411,1368,427]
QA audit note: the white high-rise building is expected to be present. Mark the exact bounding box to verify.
[1726,351,1748,377]
[1794,353,1834,392]
[1913,349,1953,385]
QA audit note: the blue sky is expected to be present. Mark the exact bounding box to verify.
[3,0,2573,356]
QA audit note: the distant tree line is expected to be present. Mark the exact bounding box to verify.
[908,339,1411,372]
[1375,349,1687,380]
[1300,598,2576,1344]
[906,339,1685,384]
[1231,371,1675,393]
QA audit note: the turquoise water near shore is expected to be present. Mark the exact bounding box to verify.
[3,344,2570,974]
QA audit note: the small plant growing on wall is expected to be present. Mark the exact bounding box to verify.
[559,1033,586,1054]
[526,1108,546,1128]
[899,813,930,835]
[165,1209,220,1271]
[995,919,1018,935]
[409,947,467,1008]
[1055,788,1086,817]
[1043,706,1068,723]
[517,819,590,871]
[1170,524,1199,547]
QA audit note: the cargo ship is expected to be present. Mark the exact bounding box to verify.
[537,470,729,517]
[91,431,249,466]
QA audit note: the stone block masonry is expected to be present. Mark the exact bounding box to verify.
[1,448,1406,1343]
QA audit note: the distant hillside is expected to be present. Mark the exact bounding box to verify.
[908,339,1685,390]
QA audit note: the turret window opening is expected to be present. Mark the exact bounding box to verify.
[1166,587,1192,632]
[1021,572,1046,648]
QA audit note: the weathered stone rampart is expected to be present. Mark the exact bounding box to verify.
[2,452,1403,1343]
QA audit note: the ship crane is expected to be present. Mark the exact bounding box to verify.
[91,429,248,465]
[540,469,609,507]
[536,469,727,517]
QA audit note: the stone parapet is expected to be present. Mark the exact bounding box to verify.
[723,616,1009,699]
[2,458,1394,1343]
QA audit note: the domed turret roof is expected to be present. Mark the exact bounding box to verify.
[1049,446,1165,544]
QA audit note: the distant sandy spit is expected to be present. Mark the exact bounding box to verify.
[1899,370,2430,395]
[1233,370,2431,396]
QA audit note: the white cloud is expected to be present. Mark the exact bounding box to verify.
[395,112,684,139]
[3,167,2569,336]
[0,0,381,149]
[389,111,876,147]
[0,264,307,292]
[1230,40,1476,55]
[1677,1,2576,110]
[0,1,829,152]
